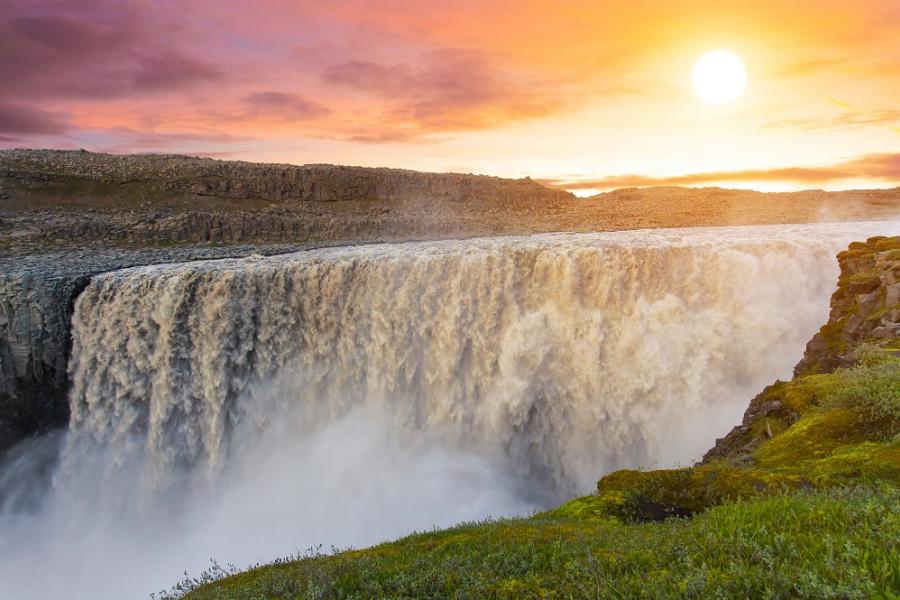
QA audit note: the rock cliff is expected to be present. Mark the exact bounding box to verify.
[703,235,900,463]
[793,236,900,374]
[1,148,569,204]
[0,272,88,452]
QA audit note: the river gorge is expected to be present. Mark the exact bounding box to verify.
[1,221,898,598]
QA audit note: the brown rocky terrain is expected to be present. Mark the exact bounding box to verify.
[1,149,899,255]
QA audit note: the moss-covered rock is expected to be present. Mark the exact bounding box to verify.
[795,235,900,375]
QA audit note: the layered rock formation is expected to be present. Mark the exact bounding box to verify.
[794,236,900,374]
[0,273,88,453]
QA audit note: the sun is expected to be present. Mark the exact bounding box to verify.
[692,49,747,104]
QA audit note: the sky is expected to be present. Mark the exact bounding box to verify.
[1,0,898,194]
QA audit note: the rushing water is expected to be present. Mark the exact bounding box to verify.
[1,222,897,599]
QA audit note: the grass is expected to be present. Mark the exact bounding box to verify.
[827,346,900,427]
[178,487,899,600]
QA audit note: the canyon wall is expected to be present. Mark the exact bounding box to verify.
[2,149,899,456]
[794,236,900,374]
[3,150,899,255]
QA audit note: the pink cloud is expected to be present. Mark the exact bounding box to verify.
[0,103,70,137]
[242,92,330,121]
[0,4,221,101]
[320,48,560,139]
[541,153,900,190]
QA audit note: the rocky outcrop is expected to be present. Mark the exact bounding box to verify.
[0,273,89,454]
[0,149,583,255]
[703,235,900,463]
[794,236,900,375]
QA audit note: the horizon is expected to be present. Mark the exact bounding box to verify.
[7,146,900,198]
[2,1,899,194]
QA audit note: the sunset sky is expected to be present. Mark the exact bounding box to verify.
[2,0,898,194]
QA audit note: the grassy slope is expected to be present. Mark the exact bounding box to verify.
[184,488,898,599]
[184,240,900,600]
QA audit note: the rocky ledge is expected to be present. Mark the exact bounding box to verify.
[0,148,570,204]
[794,236,900,374]
[704,235,900,463]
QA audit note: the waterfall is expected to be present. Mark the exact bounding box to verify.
[64,223,888,500]
[2,221,897,599]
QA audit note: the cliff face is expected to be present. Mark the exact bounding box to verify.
[0,273,88,451]
[794,236,900,375]
[704,235,900,463]
[0,149,571,205]
[0,150,581,254]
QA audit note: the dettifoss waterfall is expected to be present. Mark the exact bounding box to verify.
[1,222,896,598]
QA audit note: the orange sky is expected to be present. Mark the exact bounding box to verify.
[2,0,898,193]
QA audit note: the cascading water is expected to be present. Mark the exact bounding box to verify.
[1,221,897,599]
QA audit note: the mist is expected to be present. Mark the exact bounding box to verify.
[1,222,897,599]
[0,402,531,598]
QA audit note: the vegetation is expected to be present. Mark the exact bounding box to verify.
[178,487,899,600]
[827,345,900,427]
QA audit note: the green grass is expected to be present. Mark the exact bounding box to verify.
[827,347,900,427]
[178,487,899,600]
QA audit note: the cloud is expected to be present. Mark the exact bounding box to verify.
[242,92,330,121]
[541,154,900,191]
[132,53,222,91]
[92,128,251,155]
[0,103,70,136]
[767,108,900,132]
[0,5,222,101]
[321,48,560,139]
